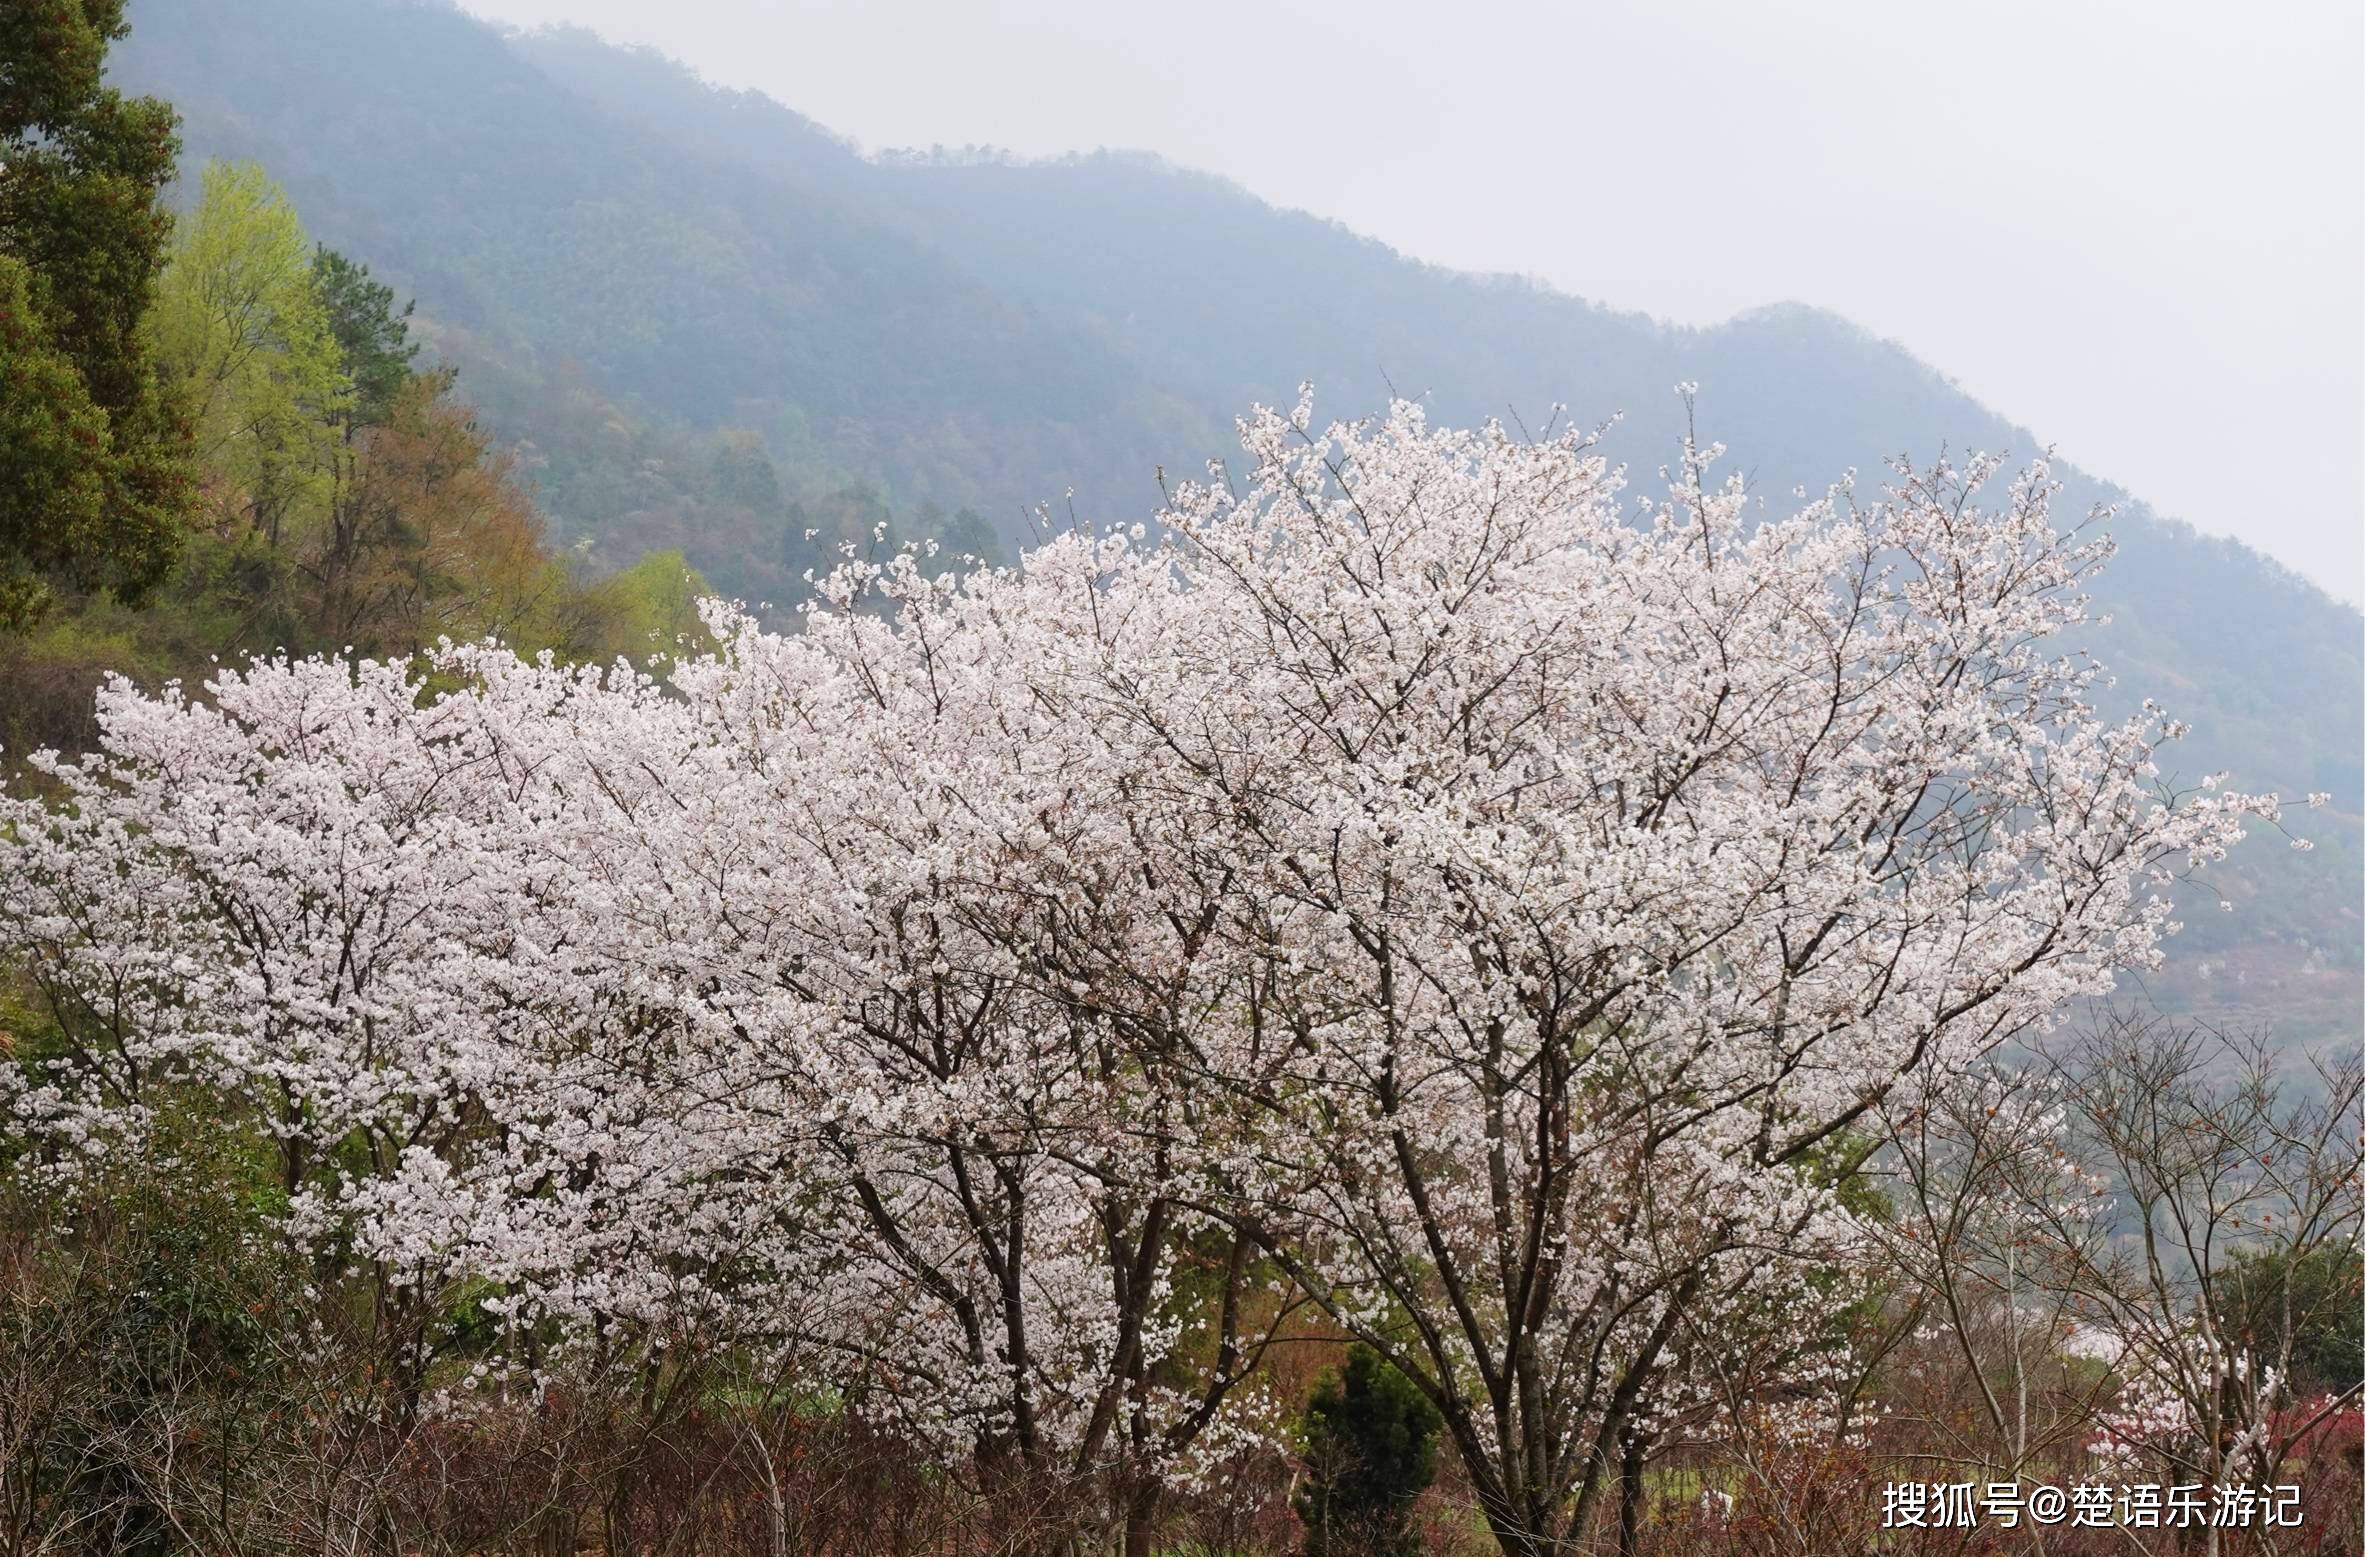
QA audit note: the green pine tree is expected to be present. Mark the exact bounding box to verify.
[312,243,417,429]
[1297,1345,1443,1557]
[0,0,191,629]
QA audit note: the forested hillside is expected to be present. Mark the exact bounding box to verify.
[6,5,2362,1552]
[100,0,2365,1042]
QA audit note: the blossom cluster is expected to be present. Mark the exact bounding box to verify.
[0,396,2278,1526]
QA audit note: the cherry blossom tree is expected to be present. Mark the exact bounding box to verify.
[0,650,789,1411]
[1001,394,2284,1554]
[624,581,1310,1551]
[0,390,2291,1556]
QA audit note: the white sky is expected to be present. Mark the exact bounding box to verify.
[454,0,2365,604]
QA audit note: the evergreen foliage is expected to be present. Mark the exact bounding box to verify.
[0,0,190,628]
[1297,1346,1443,1557]
[2222,1245,2365,1396]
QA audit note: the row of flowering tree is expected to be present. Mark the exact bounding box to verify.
[0,395,2296,1555]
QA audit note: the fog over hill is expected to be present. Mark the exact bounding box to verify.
[113,0,2360,1043]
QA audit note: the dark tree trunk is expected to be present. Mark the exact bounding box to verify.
[1617,1433,1648,1557]
[1122,1481,1160,1557]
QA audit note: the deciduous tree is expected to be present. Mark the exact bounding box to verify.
[148,160,344,550]
[0,394,2294,1556]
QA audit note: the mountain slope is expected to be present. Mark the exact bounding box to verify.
[111,0,1209,529]
[504,26,2362,803]
[110,0,2360,1039]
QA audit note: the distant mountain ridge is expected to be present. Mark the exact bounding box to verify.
[111,0,2360,1042]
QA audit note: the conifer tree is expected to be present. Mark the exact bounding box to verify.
[0,0,189,628]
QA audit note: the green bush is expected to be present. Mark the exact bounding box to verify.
[1295,1344,1441,1557]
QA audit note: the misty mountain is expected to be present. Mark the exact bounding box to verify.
[110,0,2359,1039]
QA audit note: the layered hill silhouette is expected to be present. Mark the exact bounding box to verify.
[112,0,2360,1041]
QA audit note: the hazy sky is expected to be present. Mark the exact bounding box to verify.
[454,0,2364,604]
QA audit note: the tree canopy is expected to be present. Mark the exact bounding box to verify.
[0,399,2301,1555]
[0,0,189,628]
